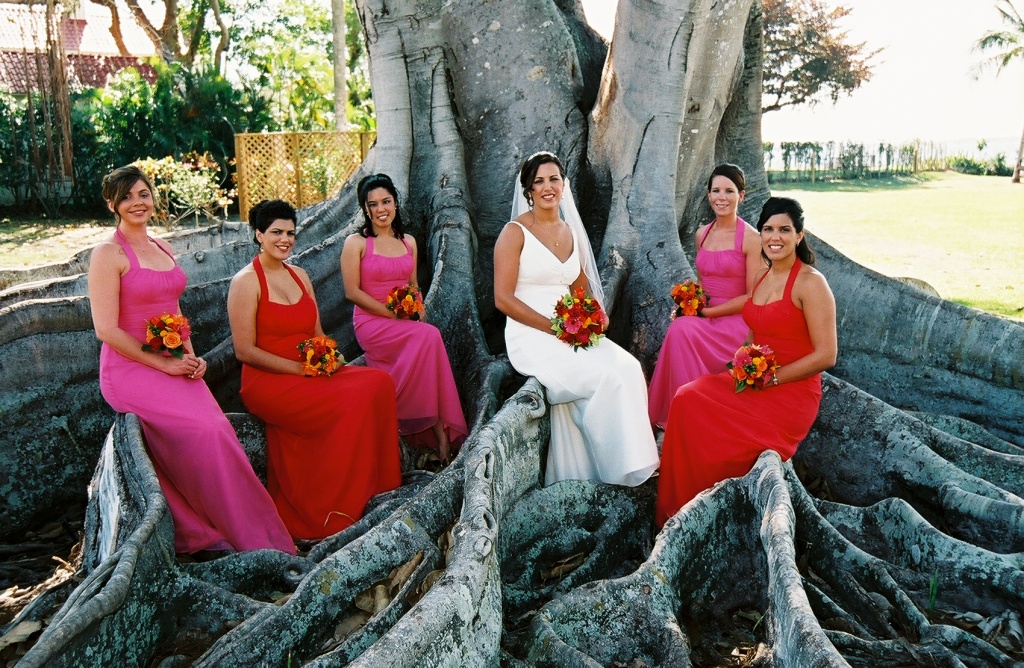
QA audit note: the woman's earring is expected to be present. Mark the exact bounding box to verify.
[526,194,533,206]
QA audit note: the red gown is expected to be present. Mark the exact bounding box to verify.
[240,257,402,540]
[656,259,822,526]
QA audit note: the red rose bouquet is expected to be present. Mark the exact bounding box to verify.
[385,284,425,321]
[142,313,191,359]
[670,279,708,318]
[727,343,780,392]
[550,288,608,351]
[298,336,343,377]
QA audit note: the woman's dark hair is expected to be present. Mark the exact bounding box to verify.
[249,199,297,244]
[706,163,746,192]
[519,151,565,205]
[756,196,816,266]
[102,165,156,223]
[357,173,405,238]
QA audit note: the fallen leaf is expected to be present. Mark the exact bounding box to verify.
[0,621,42,650]
[333,610,371,642]
[388,552,423,597]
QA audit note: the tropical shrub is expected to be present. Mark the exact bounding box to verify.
[947,155,987,175]
[987,153,1013,177]
[135,153,235,226]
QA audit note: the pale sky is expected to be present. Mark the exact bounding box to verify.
[581,0,1024,153]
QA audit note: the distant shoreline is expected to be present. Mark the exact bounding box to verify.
[760,136,1018,172]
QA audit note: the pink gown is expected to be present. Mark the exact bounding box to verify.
[352,236,468,449]
[98,230,294,555]
[648,219,752,427]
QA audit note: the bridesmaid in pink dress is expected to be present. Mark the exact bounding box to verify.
[341,174,469,462]
[647,164,763,427]
[89,166,293,555]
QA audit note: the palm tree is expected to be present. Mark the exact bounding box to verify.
[976,0,1024,183]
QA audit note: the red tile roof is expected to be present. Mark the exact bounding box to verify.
[0,51,157,94]
[0,1,157,93]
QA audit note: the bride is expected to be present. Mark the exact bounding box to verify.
[493,151,659,486]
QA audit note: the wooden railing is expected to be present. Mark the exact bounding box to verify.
[234,131,375,220]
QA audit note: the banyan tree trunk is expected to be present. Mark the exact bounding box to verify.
[2,0,1022,665]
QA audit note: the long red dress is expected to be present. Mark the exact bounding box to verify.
[655,259,822,526]
[240,257,402,540]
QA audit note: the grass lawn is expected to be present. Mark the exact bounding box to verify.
[771,171,1024,320]
[0,215,170,269]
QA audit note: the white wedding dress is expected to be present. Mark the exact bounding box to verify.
[504,220,659,486]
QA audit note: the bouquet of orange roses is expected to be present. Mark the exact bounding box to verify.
[670,279,708,318]
[550,288,608,351]
[142,313,191,359]
[385,284,425,321]
[727,343,780,392]
[298,336,343,377]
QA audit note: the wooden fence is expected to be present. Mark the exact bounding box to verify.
[234,131,375,221]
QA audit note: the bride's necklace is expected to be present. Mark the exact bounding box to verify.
[530,211,562,247]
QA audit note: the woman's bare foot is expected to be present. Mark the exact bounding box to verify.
[433,422,451,464]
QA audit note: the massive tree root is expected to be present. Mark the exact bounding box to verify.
[2,0,1023,665]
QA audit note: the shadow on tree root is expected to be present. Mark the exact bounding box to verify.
[1,374,1022,666]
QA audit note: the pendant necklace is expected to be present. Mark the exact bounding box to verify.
[532,211,560,247]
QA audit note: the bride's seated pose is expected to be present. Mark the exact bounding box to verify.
[493,151,659,486]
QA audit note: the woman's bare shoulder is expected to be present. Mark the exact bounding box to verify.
[151,235,175,255]
[90,237,128,267]
[344,233,367,248]
[796,264,832,295]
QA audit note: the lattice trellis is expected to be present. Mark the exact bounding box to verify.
[235,131,375,221]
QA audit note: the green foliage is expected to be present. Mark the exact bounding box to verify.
[947,152,1014,177]
[767,140,946,183]
[344,1,375,130]
[134,153,235,226]
[229,0,373,130]
[975,0,1024,179]
[0,92,28,206]
[88,61,270,169]
[1,0,375,214]
[762,0,879,113]
[947,155,987,175]
[762,142,775,171]
[988,152,1013,176]
[928,567,940,614]
[53,61,272,209]
[0,90,103,213]
[975,0,1024,76]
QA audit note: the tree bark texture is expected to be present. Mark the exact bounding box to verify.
[2,0,1023,665]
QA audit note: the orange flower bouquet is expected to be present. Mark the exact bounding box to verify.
[142,313,191,359]
[670,279,708,318]
[385,284,425,321]
[727,343,780,392]
[550,288,609,351]
[298,336,343,377]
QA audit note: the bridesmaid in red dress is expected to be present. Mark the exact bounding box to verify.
[228,200,402,540]
[656,197,837,526]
